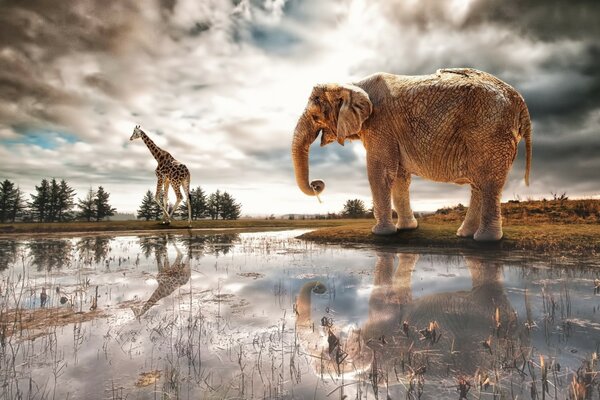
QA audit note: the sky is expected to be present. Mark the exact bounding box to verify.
[0,0,598,216]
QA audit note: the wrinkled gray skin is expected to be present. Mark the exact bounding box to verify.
[295,253,528,382]
[291,68,532,241]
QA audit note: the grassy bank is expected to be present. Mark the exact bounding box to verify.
[1,199,598,256]
[301,199,600,256]
[0,218,365,236]
[299,221,600,255]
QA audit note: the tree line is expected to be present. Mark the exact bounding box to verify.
[0,178,115,223]
[137,187,241,221]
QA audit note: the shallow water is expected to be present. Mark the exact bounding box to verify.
[0,230,599,399]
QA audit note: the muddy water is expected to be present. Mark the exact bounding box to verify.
[0,230,598,399]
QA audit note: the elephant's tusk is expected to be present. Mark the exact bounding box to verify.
[312,187,323,203]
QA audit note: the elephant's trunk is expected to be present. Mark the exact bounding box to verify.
[296,281,326,326]
[291,112,325,196]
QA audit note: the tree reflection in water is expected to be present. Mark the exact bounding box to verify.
[27,239,73,271]
[0,240,21,271]
[76,236,112,265]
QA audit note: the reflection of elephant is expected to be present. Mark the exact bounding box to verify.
[295,253,527,391]
[132,244,190,319]
[291,68,532,241]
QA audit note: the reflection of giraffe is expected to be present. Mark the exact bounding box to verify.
[130,125,191,225]
[132,246,191,319]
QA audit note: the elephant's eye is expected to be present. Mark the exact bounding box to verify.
[311,114,320,122]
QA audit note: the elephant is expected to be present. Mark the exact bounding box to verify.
[291,68,532,241]
[295,252,529,395]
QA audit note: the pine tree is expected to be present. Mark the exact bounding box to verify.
[29,179,51,222]
[57,179,76,221]
[77,188,96,222]
[94,186,116,221]
[47,178,61,222]
[137,190,162,221]
[220,191,241,220]
[178,186,208,220]
[207,190,223,220]
[0,179,17,223]
[9,187,25,222]
[342,199,367,218]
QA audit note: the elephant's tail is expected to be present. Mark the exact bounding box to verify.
[519,103,532,186]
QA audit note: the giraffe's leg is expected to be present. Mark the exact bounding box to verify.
[162,179,171,223]
[170,184,184,220]
[183,178,192,226]
[154,177,170,221]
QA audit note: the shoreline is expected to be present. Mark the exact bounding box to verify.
[298,221,600,260]
[1,219,598,264]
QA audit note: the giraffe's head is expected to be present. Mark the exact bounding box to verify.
[130,125,143,141]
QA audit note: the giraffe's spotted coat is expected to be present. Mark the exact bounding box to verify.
[130,125,192,224]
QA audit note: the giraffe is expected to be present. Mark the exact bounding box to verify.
[130,125,191,225]
[131,243,191,319]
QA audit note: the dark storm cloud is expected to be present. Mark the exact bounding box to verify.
[0,0,147,129]
[342,0,599,201]
[464,0,600,191]
[365,0,600,125]
[464,0,600,41]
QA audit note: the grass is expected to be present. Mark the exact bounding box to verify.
[300,221,600,256]
[0,218,364,236]
[1,199,599,256]
[427,198,600,225]
[301,199,600,257]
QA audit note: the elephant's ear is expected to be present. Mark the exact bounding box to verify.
[336,85,372,146]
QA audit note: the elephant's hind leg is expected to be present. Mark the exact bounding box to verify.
[392,172,418,230]
[457,186,481,237]
[474,182,503,241]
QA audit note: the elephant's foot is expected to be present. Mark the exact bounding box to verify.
[474,226,503,242]
[372,221,397,235]
[456,221,478,237]
[396,216,418,231]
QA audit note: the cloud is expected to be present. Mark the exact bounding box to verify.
[0,0,598,215]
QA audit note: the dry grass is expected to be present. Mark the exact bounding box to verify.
[135,370,162,387]
[0,218,365,236]
[0,307,106,339]
[425,198,600,224]
[300,221,600,256]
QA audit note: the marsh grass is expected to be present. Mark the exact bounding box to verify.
[1,231,599,399]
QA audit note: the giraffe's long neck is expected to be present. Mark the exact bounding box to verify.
[140,131,166,162]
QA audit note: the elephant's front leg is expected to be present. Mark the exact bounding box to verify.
[367,158,397,235]
[392,171,418,230]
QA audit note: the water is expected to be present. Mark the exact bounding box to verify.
[0,230,598,399]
